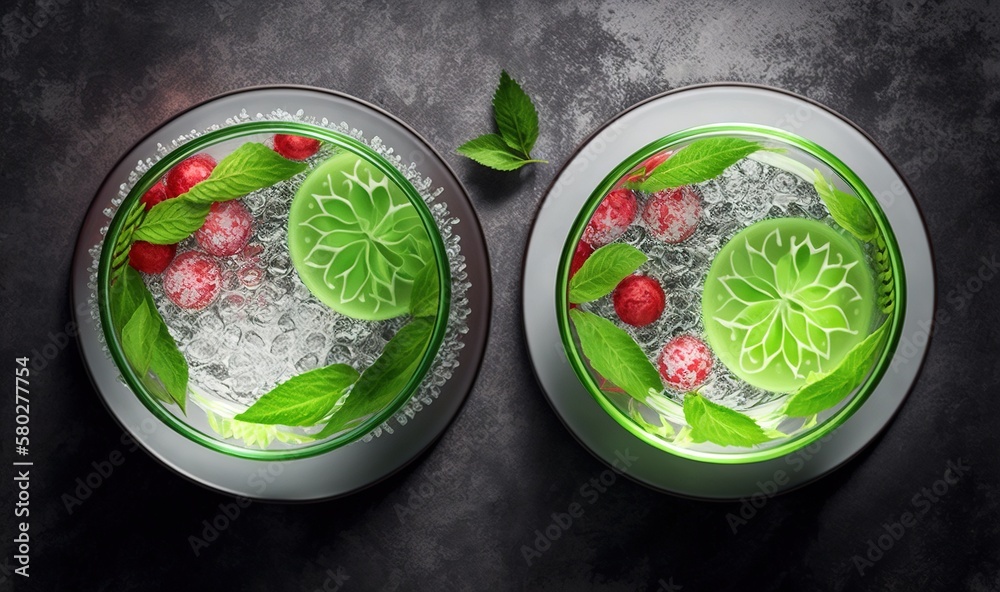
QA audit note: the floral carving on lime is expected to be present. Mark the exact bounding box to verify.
[289,152,431,320]
[703,218,874,392]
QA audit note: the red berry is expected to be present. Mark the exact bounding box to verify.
[583,188,638,247]
[163,251,222,310]
[569,241,594,277]
[641,186,702,243]
[621,150,672,185]
[165,154,217,198]
[195,201,254,257]
[657,335,713,391]
[128,241,177,274]
[612,274,665,327]
[273,134,321,160]
[139,180,170,211]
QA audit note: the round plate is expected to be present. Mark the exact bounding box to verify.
[72,86,491,501]
[523,83,934,500]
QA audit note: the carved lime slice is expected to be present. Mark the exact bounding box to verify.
[288,152,432,320]
[702,218,875,392]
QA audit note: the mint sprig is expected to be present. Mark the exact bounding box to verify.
[634,137,771,193]
[457,70,546,171]
[234,364,360,426]
[314,317,434,439]
[784,321,889,417]
[569,244,647,304]
[232,258,442,430]
[569,308,661,402]
[683,393,771,447]
[133,143,306,244]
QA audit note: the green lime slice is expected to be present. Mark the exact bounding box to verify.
[288,152,432,320]
[702,218,875,393]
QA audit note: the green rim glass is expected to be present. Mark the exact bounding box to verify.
[98,121,452,460]
[556,123,905,464]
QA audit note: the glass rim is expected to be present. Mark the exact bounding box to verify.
[555,123,906,465]
[98,120,453,461]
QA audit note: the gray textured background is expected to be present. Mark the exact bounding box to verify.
[2,0,999,590]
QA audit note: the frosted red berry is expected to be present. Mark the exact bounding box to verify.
[165,154,217,198]
[612,274,665,327]
[641,187,702,243]
[139,180,170,210]
[195,201,254,257]
[163,251,222,310]
[657,335,713,391]
[273,134,321,160]
[128,241,177,274]
[583,188,638,247]
[570,241,594,277]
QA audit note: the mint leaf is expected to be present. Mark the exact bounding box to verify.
[637,137,770,193]
[813,170,878,242]
[184,143,308,204]
[234,364,360,426]
[569,243,647,304]
[121,299,154,375]
[494,70,539,157]
[112,266,189,410]
[111,266,151,327]
[133,198,211,244]
[409,263,441,318]
[315,317,434,438]
[456,134,543,171]
[148,324,189,412]
[683,393,771,447]
[784,321,890,417]
[569,308,661,402]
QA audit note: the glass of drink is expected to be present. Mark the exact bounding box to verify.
[558,124,902,462]
[98,121,451,459]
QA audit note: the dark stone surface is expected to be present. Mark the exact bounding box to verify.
[1,0,999,590]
